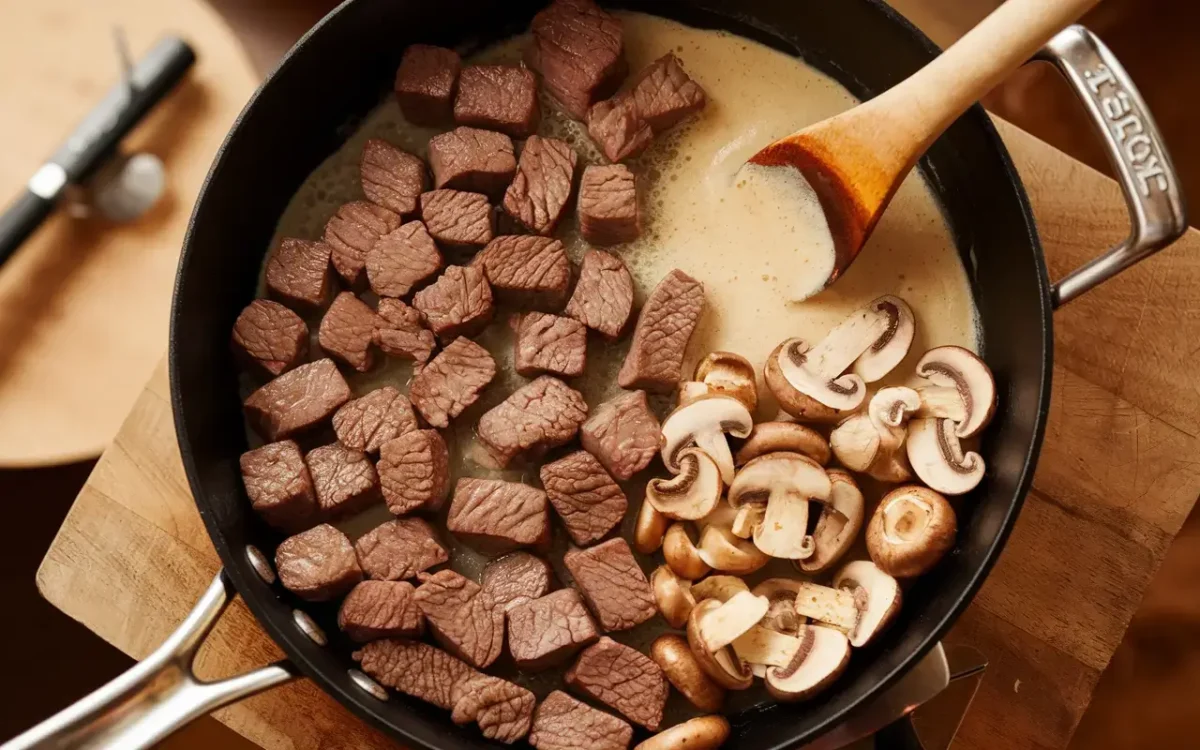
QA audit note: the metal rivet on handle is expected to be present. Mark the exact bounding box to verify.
[292,610,327,646]
[245,545,276,585]
[349,669,389,701]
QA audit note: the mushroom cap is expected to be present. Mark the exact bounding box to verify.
[867,485,957,578]
[677,380,710,408]
[652,565,698,628]
[649,635,726,713]
[763,626,852,702]
[646,447,723,520]
[799,470,864,575]
[691,575,750,604]
[686,599,754,690]
[766,338,865,415]
[634,499,670,555]
[831,387,920,481]
[852,295,916,383]
[915,346,997,438]
[633,715,731,750]
[735,421,831,466]
[728,452,832,560]
[697,523,771,574]
[694,351,758,413]
[660,394,754,484]
[752,578,808,635]
[834,560,902,648]
[906,417,986,495]
[663,522,712,580]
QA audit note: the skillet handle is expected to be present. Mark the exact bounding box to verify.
[1034,25,1187,308]
[2,571,297,750]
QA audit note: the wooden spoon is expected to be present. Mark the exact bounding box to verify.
[748,0,1101,295]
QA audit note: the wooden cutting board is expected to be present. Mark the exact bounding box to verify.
[34,118,1200,750]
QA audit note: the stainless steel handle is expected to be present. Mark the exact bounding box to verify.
[4,571,297,750]
[1035,25,1187,307]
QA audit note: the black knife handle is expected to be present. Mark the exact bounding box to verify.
[0,190,56,266]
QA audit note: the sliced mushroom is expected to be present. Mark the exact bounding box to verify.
[634,716,731,750]
[906,417,985,495]
[798,469,864,575]
[652,565,697,628]
[635,500,670,555]
[646,447,723,520]
[830,386,921,482]
[686,599,754,690]
[694,351,758,413]
[697,523,770,575]
[692,590,770,650]
[663,523,711,580]
[727,452,832,560]
[764,339,850,423]
[731,624,803,668]
[735,421,831,466]
[834,560,902,648]
[913,346,997,438]
[691,575,750,604]
[763,626,852,702]
[867,485,957,578]
[752,578,807,635]
[660,394,754,484]
[791,581,861,632]
[852,295,915,382]
[650,635,726,712]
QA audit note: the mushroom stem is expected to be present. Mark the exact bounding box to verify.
[792,582,861,632]
[731,504,764,539]
[695,591,770,651]
[807,307,890,376]
[759,492,815,560]
[913,385,968,422]
[732,625,802,669]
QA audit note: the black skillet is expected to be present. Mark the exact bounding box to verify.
[7,1,1185,749]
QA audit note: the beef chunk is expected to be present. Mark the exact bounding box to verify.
[318,292,379,372]
[373,298,436,363]
[378,429,450,515]
[325,201,402,286]
[265,238,333,311]
[366,221,443,298]
[428,127,517,199]
[586,97,653,163]
[512,313,586,378]
[563,249,634,338]
[338,580,424,643]
[540,451,626,545]
[448,478,551,554]
[477,376,588,467]
[481,552,554,612]
[526,0,626,120]
[580,390,662,480]
[394,44,462,125]
[566,636,668,730]
[502,136,577,235]
[473,235,571,311]
[454,65,540,138]
[563,539,655,631]
[244,358,351,441]
[412,265,494,341]
[355,639,473,710]
[306,443,379,518]
[355,518,449,581]
[450,673,536,744]
[508,588,599,670]
[409,337,496,428]
[332,386,418,454]
[275,524,362,601]
[231,299,308,378]
[618,269,704,392]
[239,440,317,532]
[578,165,639,245]
[420,190,495,249]
[360,139,427,217]
[414,569,505,669]
[629,53,706,132]
[529,691,633,750]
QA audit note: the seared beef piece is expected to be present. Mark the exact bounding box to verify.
[502,136,577,235]
[540,451,627,545]
[354,639,474,710]
[447,478,551,554]
[244,358,351,441]
[318,292,380,372]
[414,569,505,669]
[265,238,333,311]
[566,636,668,730]
[586,97,653,164]
[629,53,706,132]
[239,440,317,532]
[512,313,586,378]
[618,269,704,392]
[325,201,402,286]
[412,265,494,342]
[231,300,308,378]
[578,165,639,245]
[394,44,462,126]
[360,139,427,217]
[306,443,380,518]
[481,552,554,612]
[450,673,536,744]
[366,221,443,298]
[580,390,662,480]
[428,127,517,199]
[275,523,362,601]
[477,376,588,467]
[526,0,626,120]
[454,66,540,138]
[378,429,450,515]
[563,249,634,339]
[338,580,424,643]
[355,518,449,581]
[332,386,417,454]
[420,190,495,249]
[472,235,571,311]
[563,539,656,631]
[507,588,599,670]
[529,691,633,750]
[374,298,437,363]
[409,337,496,428]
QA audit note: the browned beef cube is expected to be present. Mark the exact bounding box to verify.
[508,588,599,670]
[338,580,424,643]
[275,523,362,601]
[412,265,494,342]
[355,517,449,581]
[325,201,402,286]
[481,552,554,612]
[366,221,443,298]
[563,249,634,339]
[332,386,418,454]
[354,639,474,710]
[420,190,495,249]
[244,358,351,441]
[512,313,586,378]
[477,376,588,467]
[473,236,571,311]
[374,298,436,363]
[378,429,450,515]
[529,691,633,750]
[318,292,379,372]
[502,136,577,235]
[618,269,704,393]
[450,673,536,744]
[428,127,517,199]
[409,336,496,427]
[265,238,333,311]
[394,44,461,126]
[580,390,662,480]
[360,139,427,217]
[578,165,639,245]
[448,478,551,554]
[454,65,540,138]
[540,451,626,545]
[239,440,317,532]
[306,443,379,518]
[526,0,626,120]
[414,569,505,669]
[586,97,652,164]
[231,299,308,378]
[629,53,706,133]
[563,539,655,632]
[566,636,668,730]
